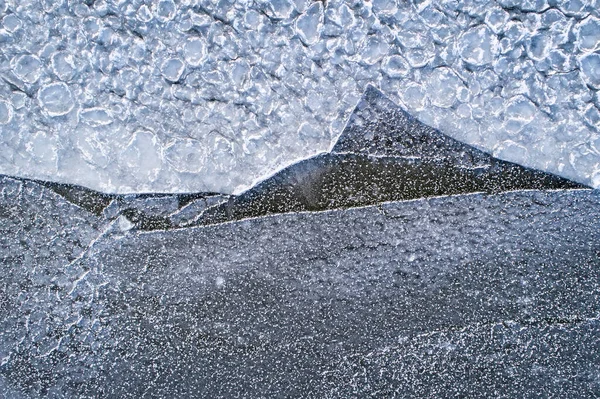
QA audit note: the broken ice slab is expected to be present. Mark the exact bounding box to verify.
[1,174,227,230]
[168,195,230,227]
[196,87,587,225]
[0,176,599,397]
[2,86,587,231]
[2,0,599,195]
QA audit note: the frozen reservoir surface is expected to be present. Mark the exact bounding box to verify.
[0,174,599,397]
[0,0,599,193]
[0,79,598,397]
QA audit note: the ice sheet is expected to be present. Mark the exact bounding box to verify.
[0,0,599,193]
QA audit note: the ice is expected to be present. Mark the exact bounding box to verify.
[0,100,12,125]
[0,0,599,194]
[11,54,42,84]
[37,82,75,117]
[1,170,599,396]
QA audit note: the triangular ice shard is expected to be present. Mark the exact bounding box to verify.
[332,85,489,161]
[197,86,588,225]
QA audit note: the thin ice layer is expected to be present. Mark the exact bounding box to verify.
[0,0,599,193]
[1,177,599,396]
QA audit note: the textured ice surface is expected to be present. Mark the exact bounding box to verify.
[198,86,587,225]
[0,0,600,193]
[2,85,586,229]
[1,174,599,396]
[1,88,598,394]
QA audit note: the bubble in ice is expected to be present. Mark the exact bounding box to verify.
[459,26,498,66]
[2,14,21,33]
[12,54,42,84]
[575,16,600,52]
[51,51,76,81]
[38,83,75,117]
[295,2,323,45]
[120,130,162,182]
[25,131,57,168]
[165,138,206,173]
[360,37,390,65]
[137,4,153,22]
[504,96,537,135]
[79,108,113,127]
[579,53,600,89]
[161,58,185,82]
[0,100,13,125]
[155,0,176,22]
[183,38,207,67]
[426,67,464,109]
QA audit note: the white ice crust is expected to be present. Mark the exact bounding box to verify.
[0,0,599,193]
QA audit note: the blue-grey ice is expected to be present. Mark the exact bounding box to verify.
[0,84,598,397]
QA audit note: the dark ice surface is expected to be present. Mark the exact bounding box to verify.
[1,175,599,397]
[0,86,598,397]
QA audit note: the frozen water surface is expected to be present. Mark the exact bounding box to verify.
[0,173,599,397]
[0,0,599,193]
[0,71,598,396]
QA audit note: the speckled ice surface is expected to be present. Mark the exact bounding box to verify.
[1,174,599,397]
[0,0,599,193]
